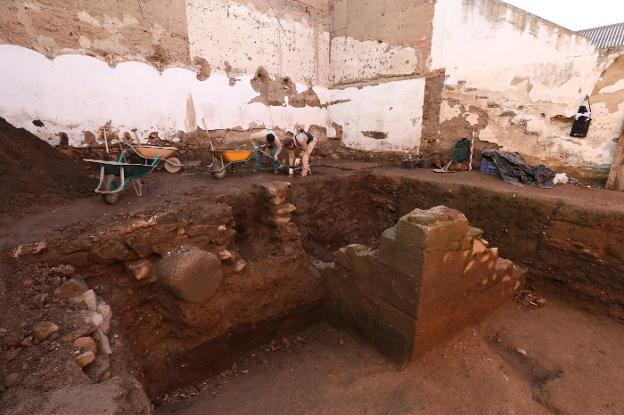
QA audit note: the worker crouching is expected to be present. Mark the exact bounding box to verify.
[284,128,317,177]
[250,129,282,174]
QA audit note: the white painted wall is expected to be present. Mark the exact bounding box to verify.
[330,36,419,84]
[0,45,329,146]
[186,0,330,86]
[431,0,599,102]
[430,0,621,169]
[329,78,426,152]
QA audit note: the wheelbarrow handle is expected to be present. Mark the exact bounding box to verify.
[93,166,126,194]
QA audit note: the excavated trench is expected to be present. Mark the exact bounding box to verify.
[6,171,624,405]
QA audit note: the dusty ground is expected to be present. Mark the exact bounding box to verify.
[158,297,624,415]
[2,158,623,270]
[4,158,622,250]
[2,149,624,414]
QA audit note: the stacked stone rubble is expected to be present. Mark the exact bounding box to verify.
[253,181,304,257]
[325,205,526,364]
[255,181,297,227]
[42,268,115,382]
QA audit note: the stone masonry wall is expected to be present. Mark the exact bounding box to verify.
[6,186,322,395]
[365,173,624,320]
[325,205,526,363]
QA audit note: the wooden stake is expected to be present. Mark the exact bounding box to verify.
[102,128,109,155]
[469,130,476,172]
[606,121,624,190]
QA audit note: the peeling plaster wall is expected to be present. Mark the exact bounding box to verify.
[6,0,622,168]
[0,0,191,68]
[0,45,329,146]
[329,78,426,152]
[431,0,599,101]
[430,0,622,175]
[0,0,332,146]
[329,0,434,85]
[186,0,330,86]
[326,0,434,152]
[589,53,624,161]
[330,37,421,85]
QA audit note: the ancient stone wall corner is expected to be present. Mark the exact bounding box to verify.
[325,205,526,363]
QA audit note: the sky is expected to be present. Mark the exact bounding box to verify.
[503,0,624,31]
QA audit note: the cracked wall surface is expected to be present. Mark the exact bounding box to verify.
[0,0,191,68]
[1,0,624,175]
[329,78,426,152]
[429,0,624,178]
[0,0,332,146]
[325,0,435,152]
[186,0,330,86]
[329,0,434,85]
[0,45,330,146]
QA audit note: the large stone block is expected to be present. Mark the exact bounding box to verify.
[335,245,420,317]
[378,226,426,277]
[395,206,469,252]
[156,246,223,303]
[324,265,416,363]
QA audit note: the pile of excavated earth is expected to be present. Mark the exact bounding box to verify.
[1,119,623,414]
[0,118,94,222]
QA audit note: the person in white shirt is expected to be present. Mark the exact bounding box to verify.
[250,129,282,174]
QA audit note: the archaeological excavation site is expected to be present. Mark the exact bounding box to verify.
[1,0,624,413]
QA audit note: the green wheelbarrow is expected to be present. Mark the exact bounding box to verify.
[85,153,160,204]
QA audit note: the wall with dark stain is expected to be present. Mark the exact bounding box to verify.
[428,0,624,180]
[0,0,191,68]
[329,0,434,85]
[0,0,332,147]
[325,0,435,152]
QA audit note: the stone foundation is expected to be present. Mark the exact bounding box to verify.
[324,205,526,363]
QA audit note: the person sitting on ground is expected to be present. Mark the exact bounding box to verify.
[250,128,282,174]
[292,126,317,177]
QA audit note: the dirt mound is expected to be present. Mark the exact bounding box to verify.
[0,118,94,216]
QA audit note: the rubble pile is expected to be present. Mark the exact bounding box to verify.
[0,263,151,413]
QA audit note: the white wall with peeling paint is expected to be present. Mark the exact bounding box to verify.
[431,0,600,102]
[329,78,426,152]
[430,0,621,170]
[330,36,419,85]
[0,45,329,146]
[186,0,330,86]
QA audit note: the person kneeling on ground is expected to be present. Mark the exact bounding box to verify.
[250,129,282,174]
[284,127,316,177]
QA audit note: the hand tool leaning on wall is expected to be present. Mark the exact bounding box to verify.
[433,133,474,173]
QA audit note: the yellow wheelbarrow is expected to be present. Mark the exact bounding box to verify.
[208,149,254,179]
[122,142,183,174]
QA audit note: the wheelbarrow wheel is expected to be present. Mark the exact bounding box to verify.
[102,175,121,205]
[212,168,227,180]
[164,157,182,174]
